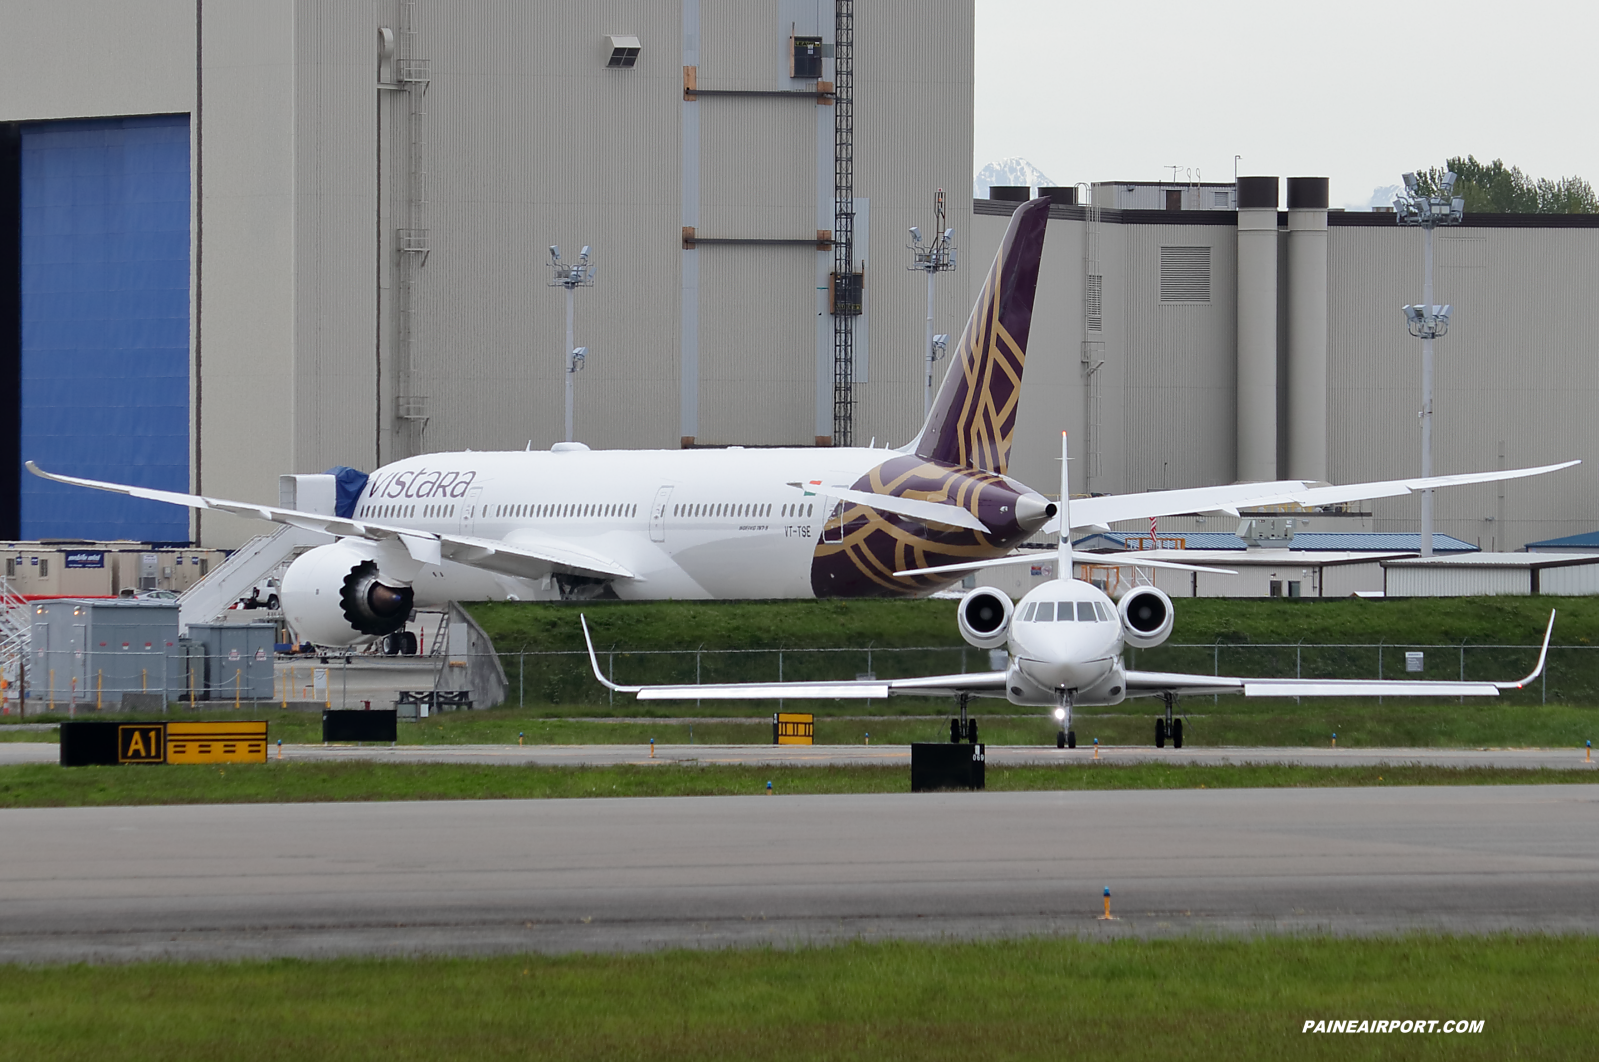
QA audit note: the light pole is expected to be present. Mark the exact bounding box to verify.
[1394,172,1463,557]
[907,189,957,418]
[548,244,596,443]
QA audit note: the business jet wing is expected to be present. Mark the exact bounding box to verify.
[581,616,1005,700]
[1051,460,1580,532]
[1126,611,1555,700]
[25,462,634,582]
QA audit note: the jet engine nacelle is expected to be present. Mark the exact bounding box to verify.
[1117,585,1174,649]
[956,586,1014,649]
[279,540,416,647]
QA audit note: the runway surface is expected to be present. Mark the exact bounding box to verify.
[2,785,1596,962]
[2,740,1596,769]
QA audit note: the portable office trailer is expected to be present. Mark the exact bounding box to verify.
[27,600,181,707]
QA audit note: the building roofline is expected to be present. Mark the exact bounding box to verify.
[975,198,1599,229]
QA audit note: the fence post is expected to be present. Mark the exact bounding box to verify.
[519,651,524,708]
[1213,642,1219,704]
[608,651,614,707]
[1460,641,1466,705]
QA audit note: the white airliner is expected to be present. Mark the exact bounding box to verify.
[583,432,1561,749]
[28,197,1578,651]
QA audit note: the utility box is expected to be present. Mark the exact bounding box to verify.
[910,742,986,792]
[28,600,181,708]
[184,622,276,700]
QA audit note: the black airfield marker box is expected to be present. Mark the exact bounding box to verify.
[322,709,398,743]
[910,742,986,792]
[59,721,124,767]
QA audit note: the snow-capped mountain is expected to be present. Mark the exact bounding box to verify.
[974,158,1057,199]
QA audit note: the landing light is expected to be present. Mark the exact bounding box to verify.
[1054,707,1066,721]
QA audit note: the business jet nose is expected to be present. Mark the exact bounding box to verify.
[1014,492,1057,532]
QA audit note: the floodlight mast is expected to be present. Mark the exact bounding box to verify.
[549,244,597,443]
[1394,172,1464,557]
[907,189,957,417]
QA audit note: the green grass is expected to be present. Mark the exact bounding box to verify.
[468,594,1599,653]
[0,760,1593,808]
[1,935,1590,1060]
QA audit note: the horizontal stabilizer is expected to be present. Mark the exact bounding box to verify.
[1051,460,1579,533]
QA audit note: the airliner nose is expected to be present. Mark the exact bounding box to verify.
[1014,492,1057,532]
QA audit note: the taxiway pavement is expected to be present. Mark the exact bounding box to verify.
[1,785,1595,962]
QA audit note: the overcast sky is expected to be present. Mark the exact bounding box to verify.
[974,1,1599,209]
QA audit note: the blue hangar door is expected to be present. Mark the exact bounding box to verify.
[12,114,191,543]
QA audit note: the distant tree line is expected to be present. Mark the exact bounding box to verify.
[1412,155,1598,213]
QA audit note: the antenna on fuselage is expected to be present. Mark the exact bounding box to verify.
[1057,431,1072,578]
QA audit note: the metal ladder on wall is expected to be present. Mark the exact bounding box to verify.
[393,0,432,456]
[1077,182,1104,487]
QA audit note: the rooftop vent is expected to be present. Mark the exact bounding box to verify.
[606,35,641,69]
[1159,245,1211,304]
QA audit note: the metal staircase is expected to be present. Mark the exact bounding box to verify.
[0,574,30,705]
[177,524,331,634]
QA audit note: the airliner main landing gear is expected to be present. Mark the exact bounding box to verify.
[1054,689,1076,749]
[1154,692,1183,748]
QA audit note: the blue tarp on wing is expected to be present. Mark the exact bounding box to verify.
[19,115,191,542]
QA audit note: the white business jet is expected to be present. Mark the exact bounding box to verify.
[28,195,1577,652]
[583,431,1560,749]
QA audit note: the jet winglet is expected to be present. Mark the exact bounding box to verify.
[580,615,641,694]
[1498,609,1556,690]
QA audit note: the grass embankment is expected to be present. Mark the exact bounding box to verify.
[0,760,1593,809]
[468,596,1599,708]
[0,936,1588,1060]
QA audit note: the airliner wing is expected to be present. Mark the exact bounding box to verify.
[896,550,1237,579]
[581,616,1005,700]
[1053,460,1580,532]
[25,462,634,582]
[1125,611,1555,699]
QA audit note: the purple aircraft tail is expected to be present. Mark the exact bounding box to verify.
[911,195,1049,476]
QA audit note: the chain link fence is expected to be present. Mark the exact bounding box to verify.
[498,640,1596,708]
[4,642,1588,714]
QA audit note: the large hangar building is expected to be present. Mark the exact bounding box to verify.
[975,183,1599,554]
[1,1,1595,558]
[1,0,974,548]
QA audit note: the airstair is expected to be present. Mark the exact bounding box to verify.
[177,524,331,634]
[0,574,30,705]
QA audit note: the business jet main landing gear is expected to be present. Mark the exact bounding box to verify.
[1154,692,1183,748]
[949,693,980,744]
[1054,689,1075,749]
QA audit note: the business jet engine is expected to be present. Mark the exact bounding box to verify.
[1117,585,1174,649]
[279,539,416,647]
[956,586,1014,649]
